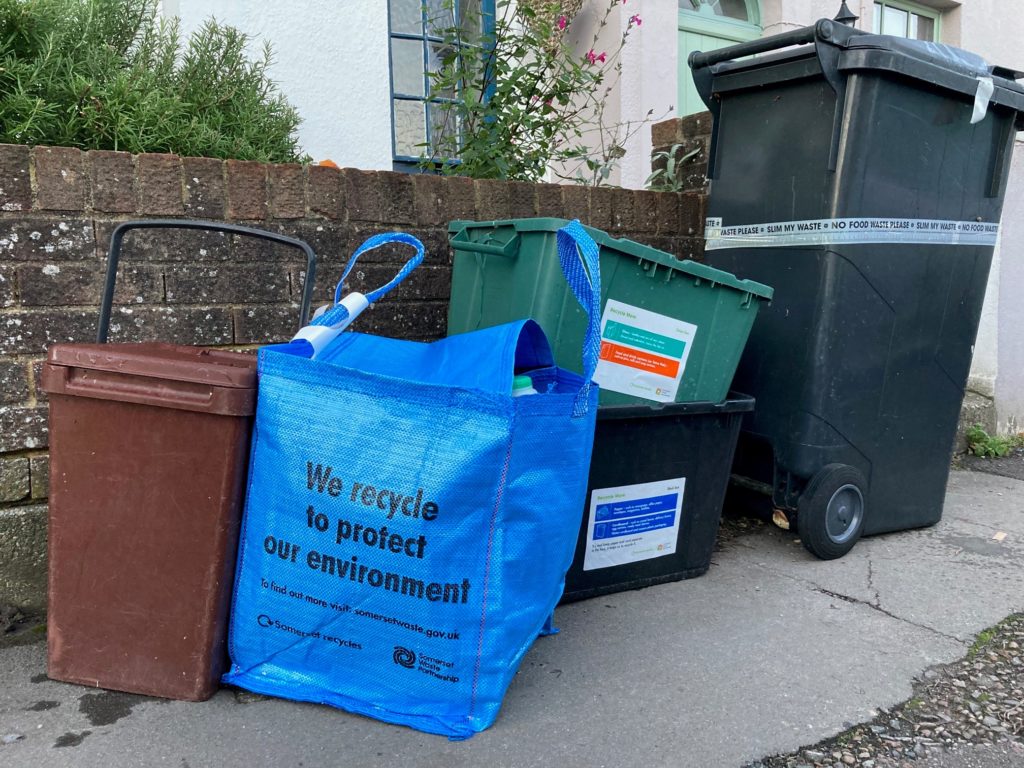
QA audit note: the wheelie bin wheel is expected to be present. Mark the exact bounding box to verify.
[797,464,866,560]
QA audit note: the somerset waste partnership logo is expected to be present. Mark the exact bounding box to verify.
[393,646,416,668]
[392,645,459,683]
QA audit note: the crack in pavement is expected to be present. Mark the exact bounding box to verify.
[743,556,968,645]
[812,586,965,644]
[867,557,882,607]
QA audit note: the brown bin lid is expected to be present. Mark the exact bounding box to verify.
[46,343,257,387]
[42,343,257,416]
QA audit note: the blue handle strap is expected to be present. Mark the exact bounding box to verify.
[556,220,602,417]
[313,232,426,329]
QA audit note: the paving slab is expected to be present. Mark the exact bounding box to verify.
[743,471,1024,643]
[1,470,1021,768]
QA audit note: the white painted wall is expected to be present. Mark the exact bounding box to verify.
[760,0,852,34]
[930,0,1024,409]
[617,1,678,190]
[972,236,1000,399]
[954,0,1023,420]
[995,139,1024,432]
[957,0,1024,71]
[163,0,393,169]
[554,0,676,189]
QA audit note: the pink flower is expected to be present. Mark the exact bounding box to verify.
[630,14,642,26]
[597,52,607,63]
[558,15,567,30]
[586,49,597,65]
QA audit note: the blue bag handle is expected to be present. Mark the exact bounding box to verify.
[291,232,425,358]
[556,220,602,417]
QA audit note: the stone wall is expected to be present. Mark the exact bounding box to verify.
[0,144,706,614]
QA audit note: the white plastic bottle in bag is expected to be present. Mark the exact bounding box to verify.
[512,375,538,397]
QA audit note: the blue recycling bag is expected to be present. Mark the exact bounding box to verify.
[224,222,602,739]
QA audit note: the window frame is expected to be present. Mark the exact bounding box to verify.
[388,0,496,172]
[677,0,762,36]
[872,0,941,41]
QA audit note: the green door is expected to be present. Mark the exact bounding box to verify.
[678,1,762,116]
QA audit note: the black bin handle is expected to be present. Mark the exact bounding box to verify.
[688,19,862,177]
[688,20,830,71]
[97,219,317,343]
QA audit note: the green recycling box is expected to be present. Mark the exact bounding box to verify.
[447,218,773,405]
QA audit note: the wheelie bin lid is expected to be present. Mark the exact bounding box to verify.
[841,35,1024,111]
[691,20,1024,119]
[42,343,257,416]
[45,343,256,389]
[449,217,774,301]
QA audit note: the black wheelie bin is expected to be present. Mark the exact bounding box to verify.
[688,17,1024,558]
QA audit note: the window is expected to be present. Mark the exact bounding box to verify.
[872,1,939,41]
[388,0,493,170]
[680,0,753,23]
[677,0,761,116]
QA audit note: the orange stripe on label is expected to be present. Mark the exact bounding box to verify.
[600,341,680,378]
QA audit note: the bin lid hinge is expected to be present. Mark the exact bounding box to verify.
[814,36,848,173]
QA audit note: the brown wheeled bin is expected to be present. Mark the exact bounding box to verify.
[43,344,256,700]
[40,220,316,701]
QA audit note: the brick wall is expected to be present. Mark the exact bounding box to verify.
[0,144,707,614]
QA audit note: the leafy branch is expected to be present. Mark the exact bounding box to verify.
[420,0,659,184]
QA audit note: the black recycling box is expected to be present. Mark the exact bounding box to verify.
[561,393,754,603]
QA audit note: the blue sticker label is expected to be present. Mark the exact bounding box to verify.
[584,479,686,572]
[595,493,678,522]
[592,510,676,540]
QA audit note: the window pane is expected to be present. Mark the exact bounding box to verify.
[428,102,460,155]
[913,13,935,40]
[883,6,909,36]
[424,0,450,30]
[390,0,422,35]
[458,0,484,37]
[711,0,748,20]
[391,38,425,97]
[873,2,881,34]
[427,41,457,99]
[394,100,426,157]
[426,0,482,37]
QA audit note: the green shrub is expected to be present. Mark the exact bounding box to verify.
[0,0,306,161]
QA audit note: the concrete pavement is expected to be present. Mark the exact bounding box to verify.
[1,470,1021,767]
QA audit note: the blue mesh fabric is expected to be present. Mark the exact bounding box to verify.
[224,224,601,739]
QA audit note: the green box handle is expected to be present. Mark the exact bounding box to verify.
[449,226,521,258]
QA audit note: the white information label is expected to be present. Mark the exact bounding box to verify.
[592,300,697,404]
[583,478,685,571]
[704,217,1000,250]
